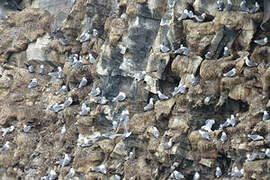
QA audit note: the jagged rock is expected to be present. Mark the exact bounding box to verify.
[154,98,175,120]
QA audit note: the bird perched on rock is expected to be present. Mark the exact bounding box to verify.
[205,51,212,59]
[89,53,96,64]
[248,134,264,141]
[172,170,185,180]
[240,0,249,12]
[201,119,215,132]
[91,164,107,174]
[79,103,90,116]
[263,111,269,121]
[157,91,169,100]
[92,29,99,37]
[64,97,73,107]
[223,46,230,57]
[55,85,68,95]
[28,78,38,88]
[39,65,45,75]
[224,0,232,11]
[254,37,268,46]
[190,74,197,86]
[160,137,173,149]
[220,131,227,143]
[134,71,146,81]
[78,77,88,88]
[193,172,200,180]
[160,44,171,53]
[89,87,101,97]
[41,170,57,180]
[265,148,270,158]
[79,31,90,43]
[178,9,189,21]
[0,141,10,152]
[172,84,187,96]
[194,13,206,22]
[151,126,160,138]
[215,167,222,178]
[112,92,126,102]
[249,2,260,13]
[199,130,210,140]
[23,125,31,133]
[217,0,225,11]
[56,153,71,167]
[223,68,236,77]
[2,125,14,137]
[48,67,63,79]
[28,65,34,73]
[98,96,109,105]
[60,125,66,135]
[49,103,65,113]
[144,98,154,111]
[244,57,258,67]
[174,44,190,56]
[65,168,75,179]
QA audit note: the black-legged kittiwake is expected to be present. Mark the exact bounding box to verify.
[157,91,169,100]
[223,68,236,77]
[144,98,154,111]
[28,78,38,88]
[112,92,126,102]
[78,77,88,88]
[244,57,258,67]
[254,37,268,46]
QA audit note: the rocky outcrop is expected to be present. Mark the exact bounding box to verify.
[0,0,270,179]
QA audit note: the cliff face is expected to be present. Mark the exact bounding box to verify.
[0,0,270,179]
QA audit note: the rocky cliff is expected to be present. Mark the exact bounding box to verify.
[0,0,270,179]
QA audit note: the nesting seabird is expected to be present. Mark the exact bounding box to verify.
[240,0,249,12]
[71,58,83,69]
[220,131,227,143]
[151,126,160,138]
[190,74,197,86]
[223,46,230,57]
[223,68,236,77]
[23,125,31,133]
[265,148,270,158]
[79,103,90,116]
[91,164,107,174]
[39,65,45,74]
[92,29,99,37]
[224,0,232,11]
[89,87,101,97]
[217,0,225,11]
[173,170,185,180]
[244,57,258,67]
[98,96,109,105]
[263,111,269,121]
[144,98,154,111]
[89,53,96,64]
[78,77,88,88]
[61,125,66,135]
[174,44,190,56]
[172,84,187,96]
[134,71,146,81]
[194,13,206,22]
[64,97,73,107]
[215,167,222,178]
[28,78,38,88]
[205,51,212,59]
[157,91,169,100]
[65,168,75,179]
[160,44,171,53]
[56,153,71,167]
[249,2,260,13]
[254,37,268,46]
[111,174,121,180]
[49,103,65,113]
[2,126,14,137]
[79,31,91,43]
[160,137,173,149]
[28,65,34,73]
[0,141,10,152]
[193,172,200,180]
[178,9,189,21]
[247,153,257,161]
[55,85,68,95]
[201,119,215,132]
[112,92,126,102]
[248,134,264,141]
[199,130,210,140]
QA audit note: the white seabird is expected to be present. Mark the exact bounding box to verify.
[64,97,73,107]
[254,37,268,46]
[144,98,154,111]
[91,164,107,174]
[56,153,71,167]
[89,53,96,64]
[215,167,222,178]
[65,168,75,179]
[79,103,90,116]
[28,78,38,88]
[223,68,236,77]
[112,92,126,102]
[23,125,31,133]
[78,77,88,88]
[160,137,173,149]
[0,141,10,152]
[263,111,269,121]
[89,87,101,97]
[244,57,258,67]
[157,91,169,100]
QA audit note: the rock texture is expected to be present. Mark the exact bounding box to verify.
[0,0,270,179]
